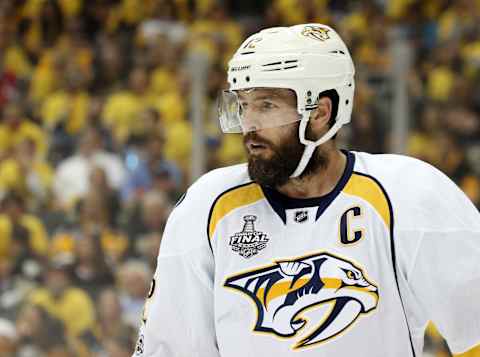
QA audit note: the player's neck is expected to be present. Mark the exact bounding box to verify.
[276,148,346,199]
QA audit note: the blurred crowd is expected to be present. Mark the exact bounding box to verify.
[0,0,478,356]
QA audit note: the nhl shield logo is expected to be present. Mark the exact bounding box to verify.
[294,210,308,223]
[230,215,269,258]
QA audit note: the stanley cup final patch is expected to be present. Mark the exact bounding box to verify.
[229,215,269,258]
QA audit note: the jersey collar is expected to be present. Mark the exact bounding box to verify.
[261,150,355,224]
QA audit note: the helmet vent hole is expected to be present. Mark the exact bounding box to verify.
[346,100,350,105]
[262,61,282,67]
[246,76,250,82]
[260,59,299,72]
[233,78,237,84]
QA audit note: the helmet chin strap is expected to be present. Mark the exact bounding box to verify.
[289,114,344,178]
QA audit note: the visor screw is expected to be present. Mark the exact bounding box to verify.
[246,76,250,82]
[233,78,237,84]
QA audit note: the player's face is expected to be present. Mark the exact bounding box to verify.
[240,88,327,187]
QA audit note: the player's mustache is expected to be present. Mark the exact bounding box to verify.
[243,132,274,148]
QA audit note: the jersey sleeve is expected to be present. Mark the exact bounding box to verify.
[396,163,480,354]
[132,179,221,357]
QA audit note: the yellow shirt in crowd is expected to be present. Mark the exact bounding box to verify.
[28,287,96,337]
[0,158,53,196]
[41,90,90,134]
[0,121,47,158]
[0,214,48,259]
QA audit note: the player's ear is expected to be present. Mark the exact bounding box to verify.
[308,96,332,136]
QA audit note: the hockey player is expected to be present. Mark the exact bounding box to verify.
[133,24,480,357]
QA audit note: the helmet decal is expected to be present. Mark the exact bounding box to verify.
[242,37,263,50]
[301,25,331,42]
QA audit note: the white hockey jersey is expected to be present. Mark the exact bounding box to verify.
[133,151,480,357]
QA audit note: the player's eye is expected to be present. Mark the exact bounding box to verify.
[260,101,276,110]
[238,103,247,116]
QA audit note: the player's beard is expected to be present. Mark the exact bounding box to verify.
[244,123,328,188]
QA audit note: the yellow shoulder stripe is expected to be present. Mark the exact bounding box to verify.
[209,183,264,240]
[453,343,480,356]
[343,173,391,228]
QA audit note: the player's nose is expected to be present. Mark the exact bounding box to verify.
[241,107,262,133]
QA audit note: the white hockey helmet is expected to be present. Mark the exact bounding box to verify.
[219,24,355,178]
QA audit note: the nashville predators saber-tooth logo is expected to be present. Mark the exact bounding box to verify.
[224,252,378,349]
[301,25,331,42]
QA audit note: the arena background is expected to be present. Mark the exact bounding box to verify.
[0,0,479,356]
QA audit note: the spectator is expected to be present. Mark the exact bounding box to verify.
[91,33,127,94]
[349,106,385,153]
[0,256,36,321]
[53,126,126,209]
[137,0,187,48]
[98,334,136,357]
[76,187,128,265]
[41,65,91,136]
[28,256,96,343]
[72,233,115,300]
[15,304,71,357]
[124,190,171,264]
[17,0,64,56]
[122,130,182,203]
[0,192,48,273]
[89,166,121,227]
[0,318,17,357]
[116,260,151,328]
[0,102,47,159]
[95,288,134,344]
[0,138,54,208]
[102,66,159,146]
[406,103,443,166]
[0,21,23,110]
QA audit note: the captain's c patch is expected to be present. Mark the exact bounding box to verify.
[224,252,378,350]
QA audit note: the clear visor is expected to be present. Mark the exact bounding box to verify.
[218,90,302,133]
